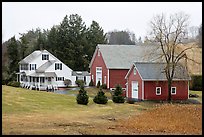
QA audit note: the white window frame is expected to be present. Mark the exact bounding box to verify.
[133,67,136,75]
[156,87,161,95]
[171,87,176,95]
[30,64,36,70]
[42,54,49,60]
[98,51,100,56]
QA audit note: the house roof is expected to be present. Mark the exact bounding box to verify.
[72,71,90,76]
[89,44,164,69]
[19,50,60,64]
[19,50,42,64]
[131,62,191,80]
[29,72,57,77]
[36,60,57,73]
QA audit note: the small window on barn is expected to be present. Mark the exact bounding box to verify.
[156,87,161,95]
[134,67,136,75]
[98,51,100,56]
[171,87,176,95]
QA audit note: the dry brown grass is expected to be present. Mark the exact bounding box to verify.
[116,104,202,135]
[176,42,202,75]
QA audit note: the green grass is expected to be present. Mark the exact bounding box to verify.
[2,85,201,135]
[189,90,202,103]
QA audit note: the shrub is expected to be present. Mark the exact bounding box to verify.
[76,85,89,105]
[126,98,135,104]
[75,80,84,87]
[7,81,20,87]
[93,87,108,104]
[96,81,101,88]
[189,75,202,91]
[101,84,107,89]
[89,79,94,86]
[64,79,72,87]
[112,84,125,103]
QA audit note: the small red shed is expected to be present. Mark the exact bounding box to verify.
[125,62,191,101]
[89,44,163,91]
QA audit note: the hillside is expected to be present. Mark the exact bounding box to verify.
[176,42,202,75]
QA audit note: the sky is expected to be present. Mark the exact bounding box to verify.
[2,2,202,42]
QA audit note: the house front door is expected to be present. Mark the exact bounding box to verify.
[96,67,102,85]
[132,81,138,99]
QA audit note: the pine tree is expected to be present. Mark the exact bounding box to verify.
[93,87,108,104]
[112,84,125,103]
[7,36,20,82]
[76,85,89,105]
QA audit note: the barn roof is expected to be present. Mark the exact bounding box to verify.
[89,44,164,69]
[132,62,191,80]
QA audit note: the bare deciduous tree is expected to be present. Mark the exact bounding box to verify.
[149,12,199,102]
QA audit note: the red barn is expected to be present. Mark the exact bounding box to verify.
[89,44,163,91]
[125,62,191,101]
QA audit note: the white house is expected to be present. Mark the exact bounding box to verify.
[17,50,90,90]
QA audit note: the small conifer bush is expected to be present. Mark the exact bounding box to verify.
[76,85,89,105]
[112,84,125,103]
[93,87,108,104]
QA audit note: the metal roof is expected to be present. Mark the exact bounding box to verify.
[29,72,57,77]
[133,62,191,80]
[89,44,164,69]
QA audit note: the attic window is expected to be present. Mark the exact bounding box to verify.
[42,54,49,60]
[134,67,136,75]
[98,51,100,56]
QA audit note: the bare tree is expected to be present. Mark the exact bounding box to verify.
[149,12,199,102]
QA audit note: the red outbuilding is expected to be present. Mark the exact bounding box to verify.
[89,44,163,91]
[125,62,191,101]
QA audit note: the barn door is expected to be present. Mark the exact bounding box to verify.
[132,81,138,99]
[96,67,102,85]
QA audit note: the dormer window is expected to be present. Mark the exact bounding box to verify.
[134,67,136,75]
[55,63,62,70]
[30,64,36,70]
[98,51,100,56]
[42,54,49,60]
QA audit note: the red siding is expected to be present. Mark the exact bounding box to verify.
[90,49,108,86]
[109,69,128,89]
[126,65,143,99]
[144,81,188,100]
[127,65,189,100]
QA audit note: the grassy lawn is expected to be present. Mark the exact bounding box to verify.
[2,85,202,135]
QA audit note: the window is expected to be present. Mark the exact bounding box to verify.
[56,77,64,81]
[98,51,100,56]
[55,63,62,70]
[156,87,161,95]
[171,87,176,95]
[134,67,136,75]
[20,64,28,70]
[40,77,45,83]
[30,64,36,70]
[42,54,49,60]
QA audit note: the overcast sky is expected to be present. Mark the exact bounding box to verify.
[2,2,202,42]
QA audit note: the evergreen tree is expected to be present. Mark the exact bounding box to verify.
[76,85,89,105]
[112,84,125,103]
[93,87,108,104]
[7,36,20,81]
[19,34,29,59]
